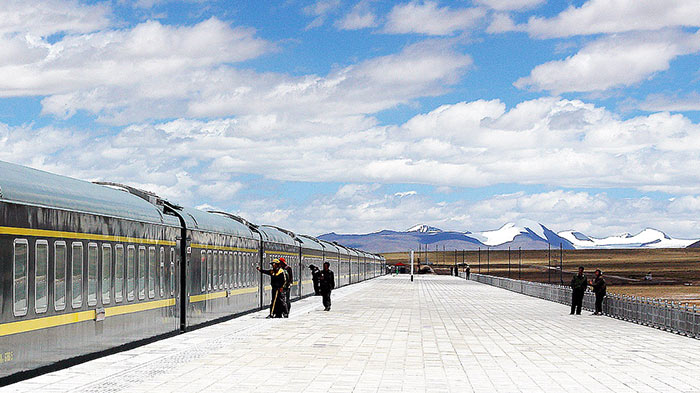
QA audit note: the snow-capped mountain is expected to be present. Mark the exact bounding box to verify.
[318,222,698,253]
[406,224,442,233]
[558,228,698,249]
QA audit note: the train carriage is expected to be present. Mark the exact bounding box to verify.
[256,226,299,309]
[318,240,341,289]
[179,208,260,328]
[0,161,181,380]
[297,235,324,297]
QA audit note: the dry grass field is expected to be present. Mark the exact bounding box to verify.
[383,248,700,305]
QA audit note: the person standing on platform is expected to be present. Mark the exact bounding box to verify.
[466,265,470,279]
[257,259,287,318]
[589,269,606,315]
[319,262,335,311]
[570,266,587,315]
[279,257,293,318]
[309,264,321,295]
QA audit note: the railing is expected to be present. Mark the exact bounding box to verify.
[463,272,700,339]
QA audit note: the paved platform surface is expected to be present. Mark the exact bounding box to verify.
[6,275,700,393]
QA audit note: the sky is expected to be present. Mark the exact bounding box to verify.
[1,0,700,239]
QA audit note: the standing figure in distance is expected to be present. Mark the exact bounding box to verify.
[465,265,471,279]
[589,269,606,315]
[570,266,587,315]
[279,257,293,318]
[257,259,287,318]
[309,264,321,295]
[319,262,335,311]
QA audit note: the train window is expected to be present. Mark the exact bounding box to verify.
[159,248,165,297]
[223,252,229,289]
[101,244,111,304]
[233,253,239,288]
[212,250,218,290]
[88,243,98,306]
[200,251,206,292]
[170,247,175,296]
[207,250,213,291]
[138,246,146,300]
[115,245,124,302]
[219,251,224,289]
[234,252,239,288]
[72,242,83,309]
[148,247,156,299]
[13,239,28,317]
[127,245,135,301]
[35,240,49,314]
[54,242,67,311]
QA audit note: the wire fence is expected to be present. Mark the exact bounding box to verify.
[462,272,700,339]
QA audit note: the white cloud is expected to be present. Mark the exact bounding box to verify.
[515,31,700,93]
[637,93,700,112]
[519,0,700,38]
[335,1,377,30]
[384,1,486,36]
[303,0,341,29]
[476,0,544,12]
[0,0,110,37]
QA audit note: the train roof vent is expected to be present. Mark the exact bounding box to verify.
[207,211,258,229]
[93,181,181,210]
[261,225,297,239]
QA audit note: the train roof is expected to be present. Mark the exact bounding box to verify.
[318,239,339,255]
[0,160,176,225]
[297,235,325,252]
[258,225,297,246]
[180,208,255,239]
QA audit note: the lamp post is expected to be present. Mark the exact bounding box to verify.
[548,244,551,284]
[518,247,521,280]
[508,247,511,278]
[410,250,414,282]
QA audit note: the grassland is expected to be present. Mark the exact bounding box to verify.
[383,248,700,305]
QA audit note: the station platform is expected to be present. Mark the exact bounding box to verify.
[6,275,700,393]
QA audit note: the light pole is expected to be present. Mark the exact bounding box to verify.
[410,250,414,282]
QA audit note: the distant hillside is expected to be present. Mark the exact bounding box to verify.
[318,222,697,253]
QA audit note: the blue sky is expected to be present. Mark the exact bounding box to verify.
[1,0,700,238]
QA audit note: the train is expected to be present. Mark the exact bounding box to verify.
[0,160,386,383]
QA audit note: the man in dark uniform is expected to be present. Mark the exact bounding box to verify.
[466,265,471,279]
[589,269,606,315]
[279,257,293,318]
[257,259,287,318]
[309,264,321,295]
[570,266,587,315]
[319,262,335,311]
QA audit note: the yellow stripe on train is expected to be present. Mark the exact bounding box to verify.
[0,298,176,337]
[0,226,176,246]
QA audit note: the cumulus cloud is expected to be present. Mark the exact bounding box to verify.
[476,0,544,12]
[335,1,377,30]
[303,0,341,29]
[517,0,700,38]
[232,185,700,239]
[0,0,110,37]
[637,93,700,112]
[515,31,700,93]
[384,1,486,36]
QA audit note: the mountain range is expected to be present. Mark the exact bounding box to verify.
[318,221,700,253]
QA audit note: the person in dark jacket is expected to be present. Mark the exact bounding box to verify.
[279,257,293,318]
[589,269,606,315]
[309,264,321,295]
[570,266,587,315]
[257,259,287,318]
[319,262,335,311]
[465,265,471,279]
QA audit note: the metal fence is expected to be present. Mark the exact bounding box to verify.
[462,272,700,339]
